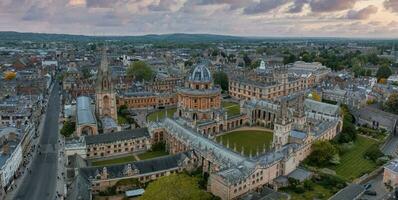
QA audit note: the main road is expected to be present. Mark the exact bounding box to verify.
[15,83,61,200]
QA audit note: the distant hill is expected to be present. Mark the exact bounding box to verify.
[0,31,259,43]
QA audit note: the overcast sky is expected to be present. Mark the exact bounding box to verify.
[0,0,398,38]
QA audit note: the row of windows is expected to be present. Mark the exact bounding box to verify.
[88,140,146,151]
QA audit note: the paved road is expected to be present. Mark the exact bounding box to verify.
[14,83,60,200]
[382,135,398,156]
[360,172,389,200]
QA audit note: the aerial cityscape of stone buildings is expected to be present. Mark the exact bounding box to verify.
[0,37,398,200]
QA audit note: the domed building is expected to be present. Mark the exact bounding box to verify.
[176,62,222,123]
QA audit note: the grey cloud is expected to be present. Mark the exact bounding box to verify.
[194,0,252,10]
[148,0,180,11]
[85,0,130,8]
[243,0,289,15]
[309,0,358,12]
[288,0,308,13]
[345,5,378,20]
[384,0,398,13]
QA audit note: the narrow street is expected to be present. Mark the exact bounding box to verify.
[14,83,61,200]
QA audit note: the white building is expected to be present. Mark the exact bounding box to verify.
[0,128,23,187]
[288,61,331,82]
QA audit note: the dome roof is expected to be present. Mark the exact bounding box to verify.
[189,63,212,82]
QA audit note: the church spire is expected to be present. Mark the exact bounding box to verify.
[100,47,108,73]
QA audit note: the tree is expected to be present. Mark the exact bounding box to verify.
[376,65,392,80]
[140,174,212,200]
[126,61,154,82]
[283,53,296,64]
[243,54,251,67]
[213,71,229,91]
[336,105,357,143]
[352,65,365,77]
[81,68,91,79]
[365,69,372,76]
[307,141,338,166]
[250,60,261,69]
[310,91,321,101]
[364,144,384,162]
[3,71,16,80]
[60,120,75,137]
[385,93,398,114]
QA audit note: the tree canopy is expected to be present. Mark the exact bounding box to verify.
[310,91,321,101]
[336,105,357,143]
[60,120,75,137]
[213,71,229,91]
[126,61,154,82]
[3,71,16,80]
[385,93,398,114]
[140,174,212,200]
[307,141,338,166]
[376,65,392,80]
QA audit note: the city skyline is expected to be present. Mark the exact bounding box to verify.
[0,0,398,38]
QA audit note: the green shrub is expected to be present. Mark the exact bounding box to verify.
[364,144,384,162]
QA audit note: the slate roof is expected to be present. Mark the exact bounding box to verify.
[76,96,96,125]
[304,99,339,116]
[385,159,398,173]
[79,151,194,179]
[84,128,149,145]
[287,168,312,182]
[66,172,91,200]
[290,130,307,140]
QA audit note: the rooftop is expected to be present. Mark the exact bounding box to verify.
[84,128,149,145]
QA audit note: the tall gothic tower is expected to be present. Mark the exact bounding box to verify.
[96,48,117,121]
[272,98,292,150]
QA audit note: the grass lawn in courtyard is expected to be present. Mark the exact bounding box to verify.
[147,108,177,122]
[138,150,169,160]
[281,183,335,200]
[222,102,240,117]
[92,155,136,166]
[216,130,273,156]
[332,135,378,180]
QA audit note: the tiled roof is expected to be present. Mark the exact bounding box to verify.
[84,128,149,145]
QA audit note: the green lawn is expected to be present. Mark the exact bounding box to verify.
[216,130,273,156]
[91,155,136,166]
[222,102,240,117]
[281,183,335,200]
[138,150,169,160]
[117,115,128,125]
[147,108,177,122]
[332,135,378,180]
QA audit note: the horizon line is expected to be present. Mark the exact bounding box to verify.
[1,30,398,40]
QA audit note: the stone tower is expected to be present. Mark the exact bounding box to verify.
[176,62,221,123]
[272,98,292,150]
[95,48,117,121]
[294,92,306,129]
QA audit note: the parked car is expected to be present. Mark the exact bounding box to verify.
[363,184,372,190]
[364,190,377,196]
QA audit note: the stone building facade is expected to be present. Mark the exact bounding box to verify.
[85,128,150,159]
[67,62,343,200]
[116,92,177,109]
[229,66,306,101]
[95,49,118,121]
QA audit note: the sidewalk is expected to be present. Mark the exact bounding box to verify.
[5,109,48,199]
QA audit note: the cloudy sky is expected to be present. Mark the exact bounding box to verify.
[0,0,398,38]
